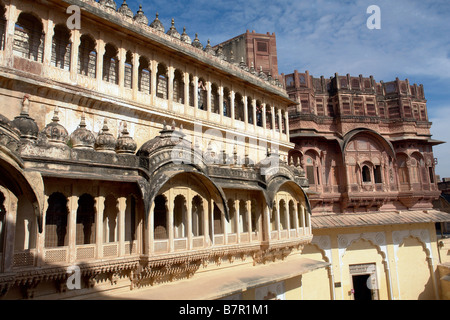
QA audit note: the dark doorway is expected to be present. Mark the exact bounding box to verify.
[352,274,372,300]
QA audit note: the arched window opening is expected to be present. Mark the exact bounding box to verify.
[256,101,263,127]
[270,205,277,232]
[213,203,223,235]
[192,195,203,237]
[239,200,248,233]
[156,63,168,99]
[13,12,44,62]
[247,97,254,124]
[265,106,272,130]
[154,195,167,240]
[138,56,151,94]
[362,165,371,183]
[45,193,68,248]
[124,51,133,89]
[250,199,258,233]
[211,83,220,114]
[306,156,315,185]
[223,87,231,117]
[103,195,117,243]
[281,110,286,133]
[125,195,137,243]
[234,93,244,121]
[374,165,382,184]
[173,69,185,104]
[51,24,71,71]
[103,43,119,84]
[76,194,96,245]
[78,34,96,78]
[173,195,187,239]
[279,200,287,230]
[274,108,279,131]
[197,77,207,110]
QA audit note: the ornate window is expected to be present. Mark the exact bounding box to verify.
[247,97,253,124]
[51,24,71,70]
[192,195,204,237]
[13,13,44,62]
[362,165,371,183]
[138,56,151,94]
[173,195,187,239]
[124,51,133,89]
[234,92,244,121]
[45,193,68,248]
[156,63,168,99]
[76,194,96,245]
[103,43,119,84]
[223,87,231,117]
[211,83,220,114]
[78,34,96,78]
[173,69,184,104]
[153,195,168,239]
[103,195,118,243]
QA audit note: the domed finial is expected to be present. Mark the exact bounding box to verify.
[204,39,214,55]
[191,33,203,49]
[79,111,87,128]
[21,94,30,116]
[118,0,133,18]
[150,12,165,32]
[166,18,181,39]
[133,4,149,25]
[181,26,191,44]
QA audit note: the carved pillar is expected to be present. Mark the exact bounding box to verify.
[243,95,248,129]
[252,99,257,129]
[168,191,174,252]
[186,192,192,250]
[284,109,290,139]
[4,2,17,68]
[132,52,139,100]
[118,47,126,92]
[147,201,154,255]
[118,197,126,256]
[167,65,174,111]
[277,108,282,134]
[193,75,199,116]
[70,29,81,81]
[43,15,54,68]
[150,60,158,105]
[183,72,190,113]
[271,105,276,134]
[230,90,235,126]
[247,200,252,241]
[95,194,105,259]
[36,194,48,267]
[96,37,105,91]
[206,80,212,119]
[67,195,79,264]
[235,199,240,243]
[262,103,267,133]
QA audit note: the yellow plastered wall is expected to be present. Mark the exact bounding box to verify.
[301,222,441,300]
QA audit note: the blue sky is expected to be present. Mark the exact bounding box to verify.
[122,0,450,178]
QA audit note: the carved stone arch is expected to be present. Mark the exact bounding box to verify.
[143,162,229,224]
[342,128,396,160]
[265,176,311,215]
[303,241,330,264]
[338,232,388,262]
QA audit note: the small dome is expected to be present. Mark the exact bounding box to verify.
[41,107,69,144]
[98,0,117,11]
[95,118,116,152]
[11,96,39,140]
[191,33,203,50]
[137,121,190,158]
[166,19,181,40]
[180,27,191,44]
[133,5,149,25]
[70,112,95,149]
[118,0,133,18]
[115,122,137,154]
[150,12,164,32]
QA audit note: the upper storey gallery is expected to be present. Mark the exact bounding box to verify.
[0,0,293,143]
